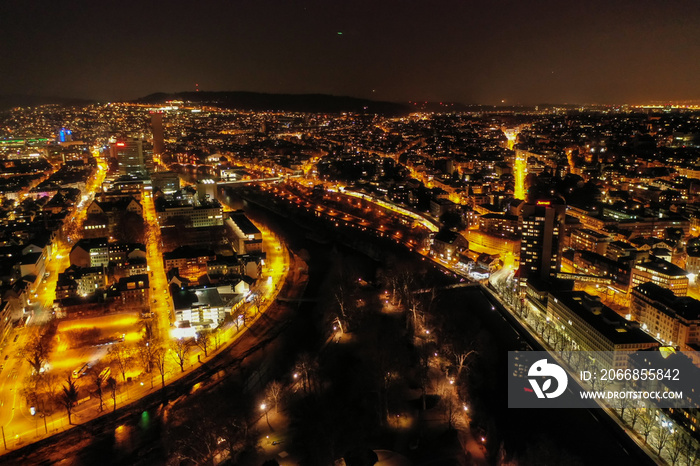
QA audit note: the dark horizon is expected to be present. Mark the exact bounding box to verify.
[3,89,699,112]
[2,0,700,105]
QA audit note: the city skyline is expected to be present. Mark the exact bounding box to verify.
[3,2,700,464]
[1,0,700,105]
[2,91,700,465]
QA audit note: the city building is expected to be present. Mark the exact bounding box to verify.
[567,250,631,287]
[547,290,659,368]
[87,197,143,219]
[478,213,519,238]
[70,238,145,269]
[196,179,217,201]
[120,257,148,277]
[172,285,227,330]
[570,228,610,255]
[84,197,144,239]
[116,274,149,307]
[0,301,15,347]
[151,112,165,156]
[431,229,468,263]
[429,197,457,219]
[156,199,224,229]
[107,243,146,267]
[70,238,109,268]
[206,256,243,278]
[519,200,566,282]
[163,247,216,277]
[150,171,180,195]
[686,248,700,278]
[57,265,107,298]
[110,138,146,176]
[605,240,642,262]
[633,351,700,435]
[631,258,689,297]
[630,282,700,350]
[226,211,262,254]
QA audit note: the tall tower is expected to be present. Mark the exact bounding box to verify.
[151,112,165,157]
[110,138,145,176]
[519,200,566,282]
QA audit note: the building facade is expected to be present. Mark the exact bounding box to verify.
[630,283,700,350]
[631,258,689,297]
[519,200,566,282]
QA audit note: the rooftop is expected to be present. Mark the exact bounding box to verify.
[163,246,216,261]
[634,258,688,277]
[633,282,700,322]
[229,211,260,236]
[172,286,224,310]
[551,290,658,346]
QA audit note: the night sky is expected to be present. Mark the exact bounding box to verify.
[1,0,699,105]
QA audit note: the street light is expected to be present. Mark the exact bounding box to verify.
[260,402,270,427]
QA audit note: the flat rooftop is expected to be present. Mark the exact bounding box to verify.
[551,291,658,346]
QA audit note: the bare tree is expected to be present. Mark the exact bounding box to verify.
[59,375,79,425]
[627,407,642,430]
[667,431,685,466]
[171,415,219,466]
[23,336,50,375]
[450,347,477,377]
[396,269,416,307]
[219,416,255,464]
[616,396,632,421]
[639,410,655,444]
[108,343,133,382]
[22,371,58,414]
[440,382,459,430]
[153,347,168,388]
[406,300,422,332]
[417,352,431,411]
[335,288,348,320]
[136,336,156,374]
[171,338,192,372]
[34,370,54,394]
[21,375,41,414]
[265,380,283,413]
[107,376,118,412]
[653,424,672,457]
[683,434,700,466]
[293,353,318,395]
[195,331,212,358]
[212,328,223,350]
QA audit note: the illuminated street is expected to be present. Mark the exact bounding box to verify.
[2,8,699,461]
[140,189,173,335]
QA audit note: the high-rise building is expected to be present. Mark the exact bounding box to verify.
[110,138,146,176]
[151,112,165,156]
[519,200,566,282]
